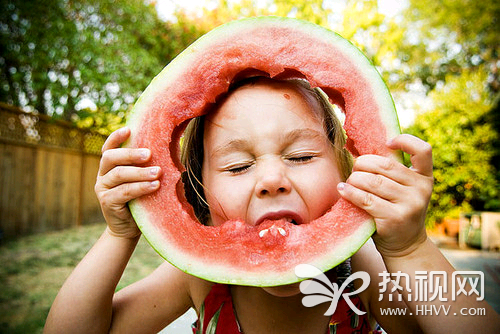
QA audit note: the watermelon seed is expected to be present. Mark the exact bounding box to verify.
[259,229,269,238]
[278,227,286,236]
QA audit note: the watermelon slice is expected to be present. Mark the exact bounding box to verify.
[125,16,401,286]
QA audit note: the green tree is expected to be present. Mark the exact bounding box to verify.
[334,0,404,85]
[406,68,499,223]
[1,0,197,132]
[393,0,500,224]
[394,0,499,91]
[172,0,332,37]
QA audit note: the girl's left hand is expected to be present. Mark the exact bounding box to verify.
[337,134,434,258]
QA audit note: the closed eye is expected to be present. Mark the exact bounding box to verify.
[287,155,315,164]
[226,163,252,174]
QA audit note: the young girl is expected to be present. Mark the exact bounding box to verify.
[45,77,499,333]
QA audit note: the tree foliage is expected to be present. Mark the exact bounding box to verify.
[0,0,197,132]
[395,0,500,92]
[172,0,331,37]
[406,68,499,223]
[399,0,500,223]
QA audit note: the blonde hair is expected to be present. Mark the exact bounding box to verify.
[181,77,353,224]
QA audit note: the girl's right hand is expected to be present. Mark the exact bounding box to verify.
[95,127,161,238]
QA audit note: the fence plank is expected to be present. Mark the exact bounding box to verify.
[34,146,48,233]
[81,155,103,225]
[0,103,107,240]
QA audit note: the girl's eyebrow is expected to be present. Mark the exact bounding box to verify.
[284,128,324,145]
[210,128,324,158]
[210,138,250,158]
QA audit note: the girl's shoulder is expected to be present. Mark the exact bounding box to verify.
[111,261,206,330]
[144,261,214,308]
[185,270,216,311]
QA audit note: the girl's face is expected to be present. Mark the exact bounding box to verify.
[201,80,343,228]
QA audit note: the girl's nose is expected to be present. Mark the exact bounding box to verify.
[255,161,292,198]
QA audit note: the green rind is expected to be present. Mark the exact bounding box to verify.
[126,16,401,286]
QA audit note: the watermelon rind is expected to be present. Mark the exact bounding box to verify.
[125,16,401,286]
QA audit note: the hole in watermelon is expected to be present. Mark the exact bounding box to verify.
[231,68,270,83]
[170,119,190,172]
[346,137,361,158]
[176,178,198,221]
[319,86,345,112]
[273,68,307,81]
[172,73,357,226]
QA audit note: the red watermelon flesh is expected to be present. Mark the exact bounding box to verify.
[126,17,401,286]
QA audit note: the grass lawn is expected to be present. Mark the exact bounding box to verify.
[0,223,165,333]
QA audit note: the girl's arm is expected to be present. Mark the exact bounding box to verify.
[44,234,195,334]
[340,134,500,333]
[44,230,140,333]
[44,127,194,333]
[352,240,423,333]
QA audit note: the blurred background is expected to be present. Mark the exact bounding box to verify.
[0,0,499,332]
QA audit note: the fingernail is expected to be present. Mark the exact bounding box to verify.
[139,148,150,160]
[337,182,346,192]
[150,180,160,188]
[119,127,129,135]
[150,167,159,176]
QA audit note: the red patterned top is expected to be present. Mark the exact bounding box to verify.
[192,284,379,334]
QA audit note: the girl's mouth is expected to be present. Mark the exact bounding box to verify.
[255,210,304,226]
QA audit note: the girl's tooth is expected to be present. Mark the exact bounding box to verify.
[259,226,287,237]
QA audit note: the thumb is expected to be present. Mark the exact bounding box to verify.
[387,134,433,177]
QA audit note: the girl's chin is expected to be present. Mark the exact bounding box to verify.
[262,282,302,297]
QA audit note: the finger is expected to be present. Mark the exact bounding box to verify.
[100,180,160,206]
[99,148,151,176]
[337,182,393,217]
[100,166,161,189]
[387,134,433,177]
[352,155,413,186]
[346,171,401,202]
[102,127,131,152]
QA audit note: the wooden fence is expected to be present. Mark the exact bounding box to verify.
[0,103,107,240]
